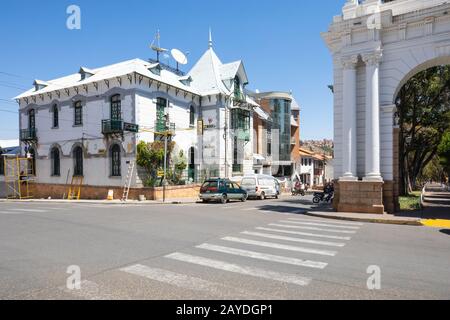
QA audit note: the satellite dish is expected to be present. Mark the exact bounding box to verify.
[171,49,188,65]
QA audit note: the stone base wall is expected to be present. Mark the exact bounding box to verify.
[29,183,201,201]
[383,181,399,214]
[337,181,385,214]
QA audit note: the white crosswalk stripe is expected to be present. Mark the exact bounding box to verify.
[279,220,360,230]
[222,236,337,256]
[255,227,352,241]
[268,223,356,234]
[165,252,312,286]
[241,231,346,247]
[120,264,250,296]
[196,243,328,269]
[287,217,363,226]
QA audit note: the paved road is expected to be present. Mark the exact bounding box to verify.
[0,197,449,300]
[423,184,450,220]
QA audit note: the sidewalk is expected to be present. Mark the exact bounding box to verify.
[302,210,423,226]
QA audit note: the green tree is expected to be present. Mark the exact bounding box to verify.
[396,65,450,194]
[136,140,175,186]
[438,131,450,178]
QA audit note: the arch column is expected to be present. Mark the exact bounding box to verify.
[362,50,383,181]
[340,55,359,181]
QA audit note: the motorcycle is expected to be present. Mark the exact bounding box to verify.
[313,191,334,204]
[292,188,305,197]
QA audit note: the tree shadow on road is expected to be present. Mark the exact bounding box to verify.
[256,200,334,216]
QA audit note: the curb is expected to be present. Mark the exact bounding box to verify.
[302,211,423,226]
[0,199,199,205]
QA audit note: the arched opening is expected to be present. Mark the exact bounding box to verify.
[51,147,60,177]
[394,63,450,199]
[73,146,83,176]
[110,144,121,177]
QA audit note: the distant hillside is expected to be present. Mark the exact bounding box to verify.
[300,139,334,157]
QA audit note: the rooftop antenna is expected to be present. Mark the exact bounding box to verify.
[150,30,168,62]
[208,27,213,49]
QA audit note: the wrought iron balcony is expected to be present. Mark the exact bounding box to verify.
[102,119,123,134]
[155,121,176,135]
[20,128,37,142]
[102,119,139,135]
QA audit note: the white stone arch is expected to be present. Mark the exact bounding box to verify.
[390,55,450,104]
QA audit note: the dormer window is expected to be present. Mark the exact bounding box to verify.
[179,76,193,87]
[33,80,48,91]
[148,63,162,76]
[79,67,95,81]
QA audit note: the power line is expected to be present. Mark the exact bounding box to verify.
[0,71,34,81]
[0,98,17,105]
[0,83,28,91]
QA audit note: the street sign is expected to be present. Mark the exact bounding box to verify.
[123,122,139,133]
[157,170,164,177]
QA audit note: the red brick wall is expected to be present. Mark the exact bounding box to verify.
[30,183,201,201]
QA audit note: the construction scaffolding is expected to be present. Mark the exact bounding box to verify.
[3,155,35,199]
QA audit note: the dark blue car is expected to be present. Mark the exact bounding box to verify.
[199,178,248,204]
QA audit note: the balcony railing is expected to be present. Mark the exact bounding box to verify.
[155,121,176,135]
[102,120,139,135]
[20,128,37,142]
[102,119,123,134]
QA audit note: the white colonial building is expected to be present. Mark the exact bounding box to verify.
[322,0,450,213]
[14,38,262,190]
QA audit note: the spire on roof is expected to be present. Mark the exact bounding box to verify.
[208,28,213,49]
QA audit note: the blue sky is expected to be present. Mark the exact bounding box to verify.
[0,0,345,141]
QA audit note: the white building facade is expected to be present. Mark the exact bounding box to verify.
[15,40,262,190]
[322,0,450,213]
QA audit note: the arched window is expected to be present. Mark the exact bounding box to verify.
[73,146,83,176]
[110,144,121,177]
[188,147,196,182]
[234,76,241,99]
[156,97,167,133]
[52,105,59,128]
[74,101,83,126]
[189,105,195,127]
[110,95,121,121]
[51,147,60,176]
[28,109,35,130]
[28,147,36,176]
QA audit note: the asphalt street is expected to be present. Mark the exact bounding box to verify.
[0,196,449,300]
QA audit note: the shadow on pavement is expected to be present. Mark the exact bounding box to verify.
[440,229,450,236]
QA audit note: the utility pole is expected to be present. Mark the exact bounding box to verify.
[162,113,172,203]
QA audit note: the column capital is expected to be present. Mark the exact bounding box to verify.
[362,50,383,66]
[341,55,359,70]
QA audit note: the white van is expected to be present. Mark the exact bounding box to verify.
[240,175,280,200]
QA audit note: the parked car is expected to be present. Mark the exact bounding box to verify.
[199,178,248,204]
[240,174,279,200]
